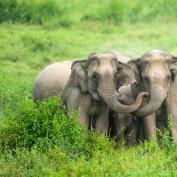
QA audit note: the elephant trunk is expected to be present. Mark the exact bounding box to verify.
[98,76,147,114]
[135,86,165,117]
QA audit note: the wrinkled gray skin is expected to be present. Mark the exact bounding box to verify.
[63,51,148,134]
[165,56,177,143]
[113,113,138,145]
[108,53,140,145]
[127,49,177,143]
[33,60,74,100]
[110,85,140,145]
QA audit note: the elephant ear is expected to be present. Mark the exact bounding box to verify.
[71,59,86,69]
[116,62,135,81]
[169,56,177,81]
[117,61,132,70]
[85,53,99,67]
[128,58,141,84]
[71,60,88,93]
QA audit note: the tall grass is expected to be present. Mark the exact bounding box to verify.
[1,95,177,176]
[1,0,177,175]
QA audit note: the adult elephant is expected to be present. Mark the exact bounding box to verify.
[33,51,131,101]
[33,60,75,100]
[127,49,177,142]
[33,51,133,101]
[63,51,148,134]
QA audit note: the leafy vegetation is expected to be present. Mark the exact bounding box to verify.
[1,0,177,27]
[1,0,177,176]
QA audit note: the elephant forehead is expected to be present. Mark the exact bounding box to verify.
[145,66,170,81]
[100,59,112,66]
[142,50,172,62]
[97,67,114,75]
[144,63,169,73]
[96,57,114,69]
[88,54,112,66]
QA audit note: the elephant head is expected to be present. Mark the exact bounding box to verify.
[78,51,147,114]
[129,49,176,117]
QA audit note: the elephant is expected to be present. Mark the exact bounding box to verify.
[33,51,132,101]
[33,60,74,100]
[63,51,148,134]
[165,56,177,143]
[109,85,140,145]
[32,51,148,136]
[124,49,177,143]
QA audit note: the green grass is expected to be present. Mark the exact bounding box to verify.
[1,0,177,176]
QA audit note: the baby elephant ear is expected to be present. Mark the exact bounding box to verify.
[128,58,140,68]
[71,59,88,93]
[128,58,141,83]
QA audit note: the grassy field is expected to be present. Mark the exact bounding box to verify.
[1,0,177,176]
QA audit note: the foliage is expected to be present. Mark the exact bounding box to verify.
[0,0,177,27]
[0,97,81,150]
[0,0,72,27]
[1,0,177,176]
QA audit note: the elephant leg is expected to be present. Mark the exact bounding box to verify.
[108,111,117,138]
[142,113,156,140]
[95,105,109,135]
[137,119,144,142]
[114,113,126,141]
[79,94,92,134]
[126,121,138,146]
[166,89,177,144]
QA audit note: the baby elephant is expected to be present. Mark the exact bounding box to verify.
[109,85,142,145]
[110,111,139,145]
[63,51,148,135]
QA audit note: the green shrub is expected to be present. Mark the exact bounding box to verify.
[0,96,84,152]
[0,0,73,28]
[82,0,125,24]
[1,0,177,27]
[0,91,117,160]
[128,0,177,23]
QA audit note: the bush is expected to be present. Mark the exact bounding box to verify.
[0,95,115,159]
[82,0,125,24]
[0,96,84,151]
[0,0,73,28]
[128,0,177,23]
[1,0,177,27]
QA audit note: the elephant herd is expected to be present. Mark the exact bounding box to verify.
[33,49,177,145]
